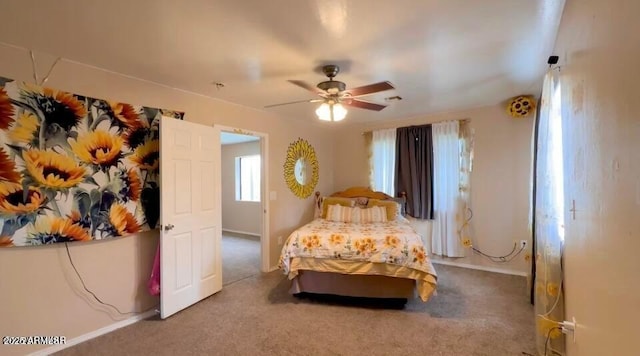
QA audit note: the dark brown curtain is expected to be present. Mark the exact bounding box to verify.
[530,93,542,305]
[394,125,434,219]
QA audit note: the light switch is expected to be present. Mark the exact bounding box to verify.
[270,191,277,201]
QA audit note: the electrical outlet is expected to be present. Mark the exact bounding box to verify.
[560,317,577,343]
[520,240,527,248]
[277,236,283,245]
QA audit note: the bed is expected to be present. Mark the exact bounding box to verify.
[278,187,437,303]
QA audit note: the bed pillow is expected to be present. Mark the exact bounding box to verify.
[357,206,388,224]
[326,204,356,222]
[325,205,387,223]
[321,197,355,218]
[367,199,400,221]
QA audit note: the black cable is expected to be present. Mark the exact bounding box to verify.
[471,242,526,263]
[463,208,527,263]
[472,242,517,259]
[544,326,561,356]
[64,242,155,316]
[501,247,525,262]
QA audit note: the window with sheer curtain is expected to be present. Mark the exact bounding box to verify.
[235,155,261,202]
[533,71,565,355]
[371,128,396,196]
[370,122,473,257]
[431,121,465,257]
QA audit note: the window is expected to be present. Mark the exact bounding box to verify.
[371,128,396,196]
[235,155,261,202]
[549,81,565,241]
[370,122,472,257]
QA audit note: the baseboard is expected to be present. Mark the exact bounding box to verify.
[30,309,157,356]
[222,229,260,237]
[431,259,528,277]
[268,265,279,272]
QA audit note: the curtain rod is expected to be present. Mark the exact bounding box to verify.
[361,118,470,135]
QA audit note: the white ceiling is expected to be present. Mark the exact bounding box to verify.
[220,132,259,145]
[0,0,565,124]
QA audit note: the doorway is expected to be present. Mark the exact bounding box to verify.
[218,127,269,285]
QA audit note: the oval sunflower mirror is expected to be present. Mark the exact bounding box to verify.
[284,138,319,198]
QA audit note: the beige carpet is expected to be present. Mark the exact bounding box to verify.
[57,265,535,356]
[222,232,260,285]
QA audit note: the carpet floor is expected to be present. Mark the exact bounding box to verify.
[57,264,535,356]
[221,232,261,286]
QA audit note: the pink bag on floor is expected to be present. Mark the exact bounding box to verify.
[147,243,160,296]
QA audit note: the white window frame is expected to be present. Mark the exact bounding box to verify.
[235,154,261,202]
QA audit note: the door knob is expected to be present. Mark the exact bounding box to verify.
[164,224,175,231]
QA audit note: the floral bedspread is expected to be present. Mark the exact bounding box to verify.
[278,218,437,277]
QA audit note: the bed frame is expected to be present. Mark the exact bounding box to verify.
[314,186,407,216]
[290,187,414,304]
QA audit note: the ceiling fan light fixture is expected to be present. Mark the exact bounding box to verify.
[315,103,331,121]
[315,102,347,122]
[266,64,393,117]
[332,103,347,121]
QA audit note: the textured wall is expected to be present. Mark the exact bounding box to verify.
[553,0,640,354]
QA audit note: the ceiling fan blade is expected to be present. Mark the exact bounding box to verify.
[264,98,323,108]
[288,80,325,95]
[343,99,387,111]
[344,81,395,97]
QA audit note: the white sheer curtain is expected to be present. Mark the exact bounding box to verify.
[534,71,565,355]
[431,121,464,257]
[371,128,396,196]
[238,155,260,201]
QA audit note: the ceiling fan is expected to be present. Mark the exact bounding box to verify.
[265,64,395,120]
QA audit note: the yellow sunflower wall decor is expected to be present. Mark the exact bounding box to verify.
[0,76,184,247]
[507,95,537,118]
[284,138,319,199]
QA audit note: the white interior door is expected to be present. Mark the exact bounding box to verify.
[160,116,221,319]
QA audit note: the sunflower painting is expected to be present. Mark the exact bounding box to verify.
[0,76,184,247]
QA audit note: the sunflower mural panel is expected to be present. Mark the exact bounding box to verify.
[0,76,184,247]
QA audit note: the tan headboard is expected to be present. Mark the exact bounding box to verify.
[314,187,407,217]
[331,186,388,200]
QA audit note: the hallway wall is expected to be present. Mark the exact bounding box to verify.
[221,141,261,236]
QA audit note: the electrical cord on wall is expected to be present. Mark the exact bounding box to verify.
[536,243,566,356]
[544,326,562,356]
[471,242,526,263]
[542,242,565,317]
[461,208,527,263]
[28,49,61,85]
[64,243,157,318]
[26,49,157,320]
